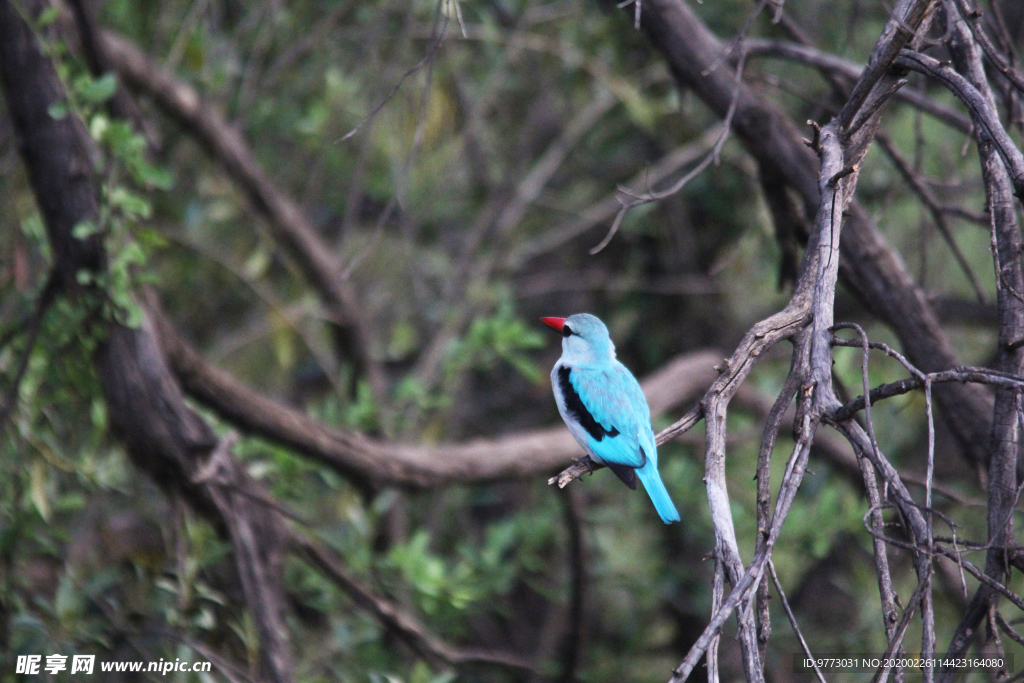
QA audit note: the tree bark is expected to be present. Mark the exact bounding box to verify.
[0,3,295,681]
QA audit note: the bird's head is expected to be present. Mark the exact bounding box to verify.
[541,313,616,365]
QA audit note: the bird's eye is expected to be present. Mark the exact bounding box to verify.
[562,325,573,338]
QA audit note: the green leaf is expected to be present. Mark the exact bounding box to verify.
[108,186,152,219]
[89,113,110,141]
[118,301,144,328]
[100,119,133,147]
[30,460,50,522]
[268,308,296,370]
[136,227,169,250]
[137,163,174,190]
[118,241,147,267]
[47,102,68,120]
[243,248,270,279]
[89,398,107,430]
[344,381,379,431]
[78,73,118,104]
[72,220,99,240]
[36,5,59,27]
[20,213,48,248]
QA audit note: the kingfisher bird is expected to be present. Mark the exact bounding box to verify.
[542,313,680,524]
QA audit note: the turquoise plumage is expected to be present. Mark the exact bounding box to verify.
[543,314,680,524]
[568,367,647,467]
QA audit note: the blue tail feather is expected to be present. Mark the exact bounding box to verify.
[636,462,680,524]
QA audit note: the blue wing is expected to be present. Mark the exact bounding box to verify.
[566,363,679,524]
[568,363,652,469]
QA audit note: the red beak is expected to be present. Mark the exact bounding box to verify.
[541,317,566,332]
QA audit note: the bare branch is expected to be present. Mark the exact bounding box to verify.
[768,560,826,683]
[834,0,936,131]
[668,388,818,683]
[831,366,1024,422]
[337,0,452,143]
[744,38,972,132]
[896,49,1024,198]
[196,434,296,682]
[949,0,1024,96]
[589,44,744,255]
[936,10,1024,677]
[755,353,802,658]
[875,134,988,303]
[515,127,724,262]
[707,555,725,683]
[854,435,903,656]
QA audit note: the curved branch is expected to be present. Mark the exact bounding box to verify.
[151,299,724,487]
[896,49,1024,198]
[950,0,1024,96]
[832,367,1024,422]
[832,0,936,131]
[743,39,972,133]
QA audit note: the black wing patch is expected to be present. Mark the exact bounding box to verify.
[608,446,648,490]
[607,463,639,490]
[558,366,620,441]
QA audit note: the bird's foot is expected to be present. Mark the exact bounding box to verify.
[573,456,596,475]
[549,457,598,488]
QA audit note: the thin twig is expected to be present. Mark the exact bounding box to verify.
[0,272,59,436]
[995,611,1024,649]
[755,346,803,658]
[896,49,1024,198]
[921,377,936,683]
[831,366,1024,423]
[833,323,883,465]
[875,134,988,304]
[708,555,724,683]
[589,43,746,254]
[337,0,451,143]
[768,560,827,683]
